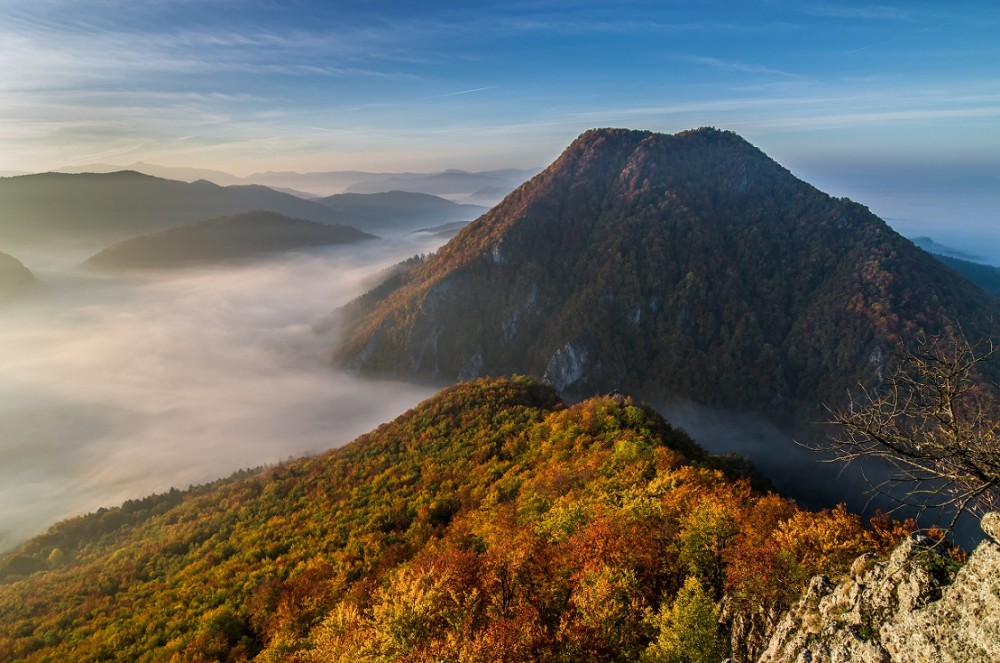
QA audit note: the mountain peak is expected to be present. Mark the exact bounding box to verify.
[536,127,783,206]
[568,126,758,154]
[336,127,999,421]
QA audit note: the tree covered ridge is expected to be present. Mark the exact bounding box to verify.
[0,378,914,662]
[337,128,999,419]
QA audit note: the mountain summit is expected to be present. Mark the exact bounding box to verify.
[337,127,998,417]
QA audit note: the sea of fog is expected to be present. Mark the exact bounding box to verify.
[0,235,446,552]
[2,175,995,553]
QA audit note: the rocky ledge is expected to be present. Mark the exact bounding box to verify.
[758,513,1000,662]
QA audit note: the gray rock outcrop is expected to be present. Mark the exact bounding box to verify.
[758,516,1000,662]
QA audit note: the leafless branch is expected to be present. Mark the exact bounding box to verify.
[818,329,1000,532]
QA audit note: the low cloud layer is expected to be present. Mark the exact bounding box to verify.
[0,237,442,552]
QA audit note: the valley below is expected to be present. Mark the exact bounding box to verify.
[0,235,445,552]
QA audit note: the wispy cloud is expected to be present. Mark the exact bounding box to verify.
[0,0,997,174]
[679,55,800,78]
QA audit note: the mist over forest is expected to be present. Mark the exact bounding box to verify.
[0,236,445,552]
[1,183,995,553]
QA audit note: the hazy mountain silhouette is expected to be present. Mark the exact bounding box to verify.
[910,236,985,263]
[343,168,539,204]
[0,251,36,299]
[0,171,351,242]
[0,171,477,243]
[53,162,246,186]
[338,127,1000,421]
[85,211,375,269]
[315,191,486,234]
[35,164,538,202]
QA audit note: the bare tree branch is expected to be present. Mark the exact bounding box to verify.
[816,329,1000,532]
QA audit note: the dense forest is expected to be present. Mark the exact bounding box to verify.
[0,378,921,662]
[337,128,1000,421]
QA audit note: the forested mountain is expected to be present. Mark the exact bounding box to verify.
[314,191,486,234]
[0,378,913,662]
[0,251,36,298]
[85,211,375,269]
[337,128,1000,419]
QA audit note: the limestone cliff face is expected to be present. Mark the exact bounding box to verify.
[758,513,1000,663]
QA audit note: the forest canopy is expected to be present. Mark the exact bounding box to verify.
[0,378,915,662]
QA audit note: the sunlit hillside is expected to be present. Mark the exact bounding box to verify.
[0,378,917,662]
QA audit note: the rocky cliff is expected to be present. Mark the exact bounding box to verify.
[758,513,1000,662]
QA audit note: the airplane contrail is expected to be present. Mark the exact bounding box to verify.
[426,86,498,99]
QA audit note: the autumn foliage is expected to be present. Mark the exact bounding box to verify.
[0,378,911,661]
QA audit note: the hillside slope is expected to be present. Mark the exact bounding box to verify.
[85,210,375,269]
[337,128,1000,418]
[0,378,910,662]
[0,251,36,298]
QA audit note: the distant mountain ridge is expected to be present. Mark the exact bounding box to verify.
[905,236,1000,296]
[254,167,539,203]
[52,162,246,186]
[0,171,347,242]
[910,236,986,263]
[342,168,540,204]
[0,171,481,243]
[337,127,1000,419]
[85,210,375,269]
[315,191,486,234]
[45,163,539,202]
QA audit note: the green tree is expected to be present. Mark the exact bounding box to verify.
[643,575,727,663]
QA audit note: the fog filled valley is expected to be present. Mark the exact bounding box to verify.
[0,236,446,552]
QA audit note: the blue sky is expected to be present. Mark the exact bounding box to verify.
[2,0,999,180]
